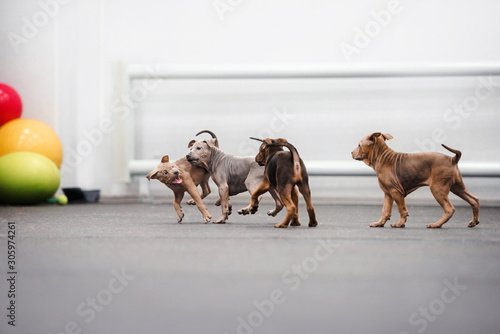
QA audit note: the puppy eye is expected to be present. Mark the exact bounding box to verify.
[163,170,168,175]
[197,147,202,150]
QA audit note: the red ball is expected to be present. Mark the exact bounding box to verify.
[0,84,23,127]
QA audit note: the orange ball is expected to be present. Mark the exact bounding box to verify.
[0,119,63,168]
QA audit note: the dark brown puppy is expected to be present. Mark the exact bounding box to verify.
[240,138,318,228]
[351,132,480,228]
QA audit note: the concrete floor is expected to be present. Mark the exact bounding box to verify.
[1,201,500,334]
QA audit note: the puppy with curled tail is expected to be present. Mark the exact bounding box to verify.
[241,137,318,228]
[186,131,283,224]
[351,132,480,228]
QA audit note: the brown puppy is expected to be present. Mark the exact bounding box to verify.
[146,155,212,223]
[351,132,480,228]
[240,138,318,228]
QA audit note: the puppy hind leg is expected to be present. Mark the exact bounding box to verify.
[451,182,480,228]
[297,182,318,227]
[289,186,300,226]
[275,185,297,228]
[428,184,455,228]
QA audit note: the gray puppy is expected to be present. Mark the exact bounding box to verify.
[186,130,283,223]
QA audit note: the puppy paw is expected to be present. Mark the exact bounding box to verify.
[274,223,288,228]
[250,205,259,215]
[177,213,184,223]
[215,199,221,206]
[213,218,226,224]
[426,223,441,228]
[267,209,278,217]
[186,199,196,205]
[203,214,212,224]
[390,223,405,228]
[468,220,479,228]
[308,220,318,227]
[290,219,301,226]
[238,208,250,215]
[370,222,385,227]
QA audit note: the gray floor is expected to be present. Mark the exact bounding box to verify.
[1,201,500,334]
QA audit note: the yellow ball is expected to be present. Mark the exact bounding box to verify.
[0,118,63,168]
[57,194,68,205]
[0,152,60,205]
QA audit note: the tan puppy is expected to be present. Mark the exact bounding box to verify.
[240,138,318,228]
[147,155,211,223]
[351,132,480,228]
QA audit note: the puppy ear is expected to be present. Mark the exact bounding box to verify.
[369,132,382,141]
[188,140,195,148]
[369,132,392,143]
[262,138,273,145]
[203,139,216,149]
[161,155,169,163]
[146,170,158,180]
[196,130,219,148]
[207,138,219,148]
[369,133,393,141]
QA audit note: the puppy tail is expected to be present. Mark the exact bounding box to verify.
[269,142,302,180]
[441,144,462,165]
[196,130,220,148]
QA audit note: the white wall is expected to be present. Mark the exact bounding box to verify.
[1,0,499,202]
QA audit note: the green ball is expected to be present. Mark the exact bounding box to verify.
[0,151,60,205]
[57,194,68,205]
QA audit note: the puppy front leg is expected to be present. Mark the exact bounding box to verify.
[247,180,271,215]
[173,191,185,223]
[200,174,211,199]
[238,177,269,215]
[370,192,393,227]
[214,183,230,224]
[187,174,212,206]
[267,188,283,217]
[390,192,408,228]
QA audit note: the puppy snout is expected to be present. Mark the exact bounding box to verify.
[174,170,179,176]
